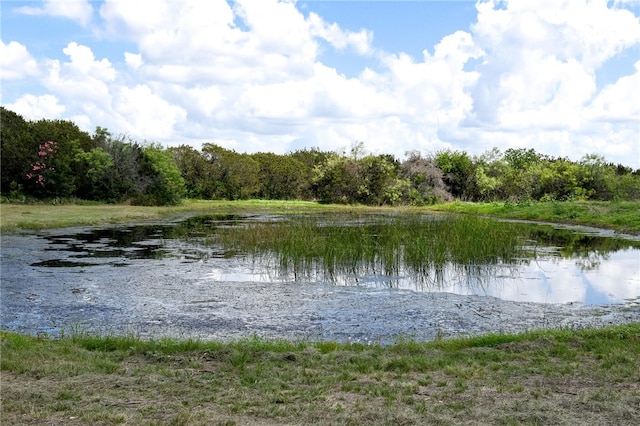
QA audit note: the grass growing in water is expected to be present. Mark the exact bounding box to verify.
[2,323,639,425]
[215,214,535,285]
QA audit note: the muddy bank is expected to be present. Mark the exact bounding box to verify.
[2,225,639,345]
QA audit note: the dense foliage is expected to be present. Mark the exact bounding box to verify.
[2,107,639,205]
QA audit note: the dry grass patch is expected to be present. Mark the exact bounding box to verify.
[2,325,640,425]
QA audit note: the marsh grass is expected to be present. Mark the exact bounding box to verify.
[2,324,639,425]
[214,214,537,285]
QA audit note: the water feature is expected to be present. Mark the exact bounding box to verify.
[2,212,639,343]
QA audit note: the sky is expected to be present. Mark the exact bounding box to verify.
[1,0,639,168]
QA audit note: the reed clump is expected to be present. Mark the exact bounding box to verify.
[215,214,532,284]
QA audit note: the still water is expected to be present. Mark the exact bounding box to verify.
[6,213,639,305]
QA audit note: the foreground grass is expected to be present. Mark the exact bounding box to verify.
[2,324,639,425]
[428,200,640,235]
[2,199,639,234]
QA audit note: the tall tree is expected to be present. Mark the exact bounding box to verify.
[435,149,474,199]
[136,144,186,205]
[0,107,35,195]
[202,144,260,200]
[169,145,218,199]
[251,152,308,200]
[94,134,147,202]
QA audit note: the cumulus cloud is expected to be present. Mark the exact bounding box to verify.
[114,84,187,140]
[3,0,639,168]
[461,0,640,165]
[307,12,374,55]
[586,61,640,122]
[99,0,314,84]
[5,94,65,120]
[124,52,143,70]
[0,40,39,80]
[43,42,115,104]
[584,249,640,302]
[467,0,638,128]
[15,0,93,28]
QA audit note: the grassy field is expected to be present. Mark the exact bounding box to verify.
[1,199,639,234]
[2,324,639,425]
[0,199,383,233]
[428,200,640,235]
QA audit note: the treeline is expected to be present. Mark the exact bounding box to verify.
[2,107,639,206]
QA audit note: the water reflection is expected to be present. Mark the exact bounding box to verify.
[30,213,640,305]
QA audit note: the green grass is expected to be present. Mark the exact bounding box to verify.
[2,199,639,234]
[2,324,639,425]
[428,200,640,234]
[215,214,532,284]
[0,199,381,232]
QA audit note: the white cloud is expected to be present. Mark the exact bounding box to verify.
[43,42,115,105]
[15,0,93,28]
[469,0,640,124]
[3,0,639,168]
[0,40,39,80]
[586,61,640,122]
[124,52,143,70]
[461,0,640,166]
[307,12,374,55]
[473,0,640,68]
[114,84,187,140]
[5,94,65,120]
[99,0,317,86]
[585,250,640,302]
[62,42,116,81]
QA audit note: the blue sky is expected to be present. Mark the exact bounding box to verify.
[2,0,639,167]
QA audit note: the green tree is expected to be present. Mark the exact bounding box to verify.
[471,149,507,201]
[289,148,331,200]
[95,135,147,202]
[538,158,585,201]
[313,151,405,205]
[135,144,186,205]
[202,144,260,200]
[73,147,115,200]
[312,153,359,204]
[25,138,80,198]
[25,118,93,198]
[501,148,545,200]
[503,148,544,171]
[577,154,614,200]
[251,152,308,200]
[435,149,474,199]
[0,107,35,196]
[356,154,402,205]
[169,145,218,199]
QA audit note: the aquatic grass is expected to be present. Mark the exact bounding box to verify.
[214,214,534,286]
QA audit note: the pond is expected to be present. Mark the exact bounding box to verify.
[2,212,639,343]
